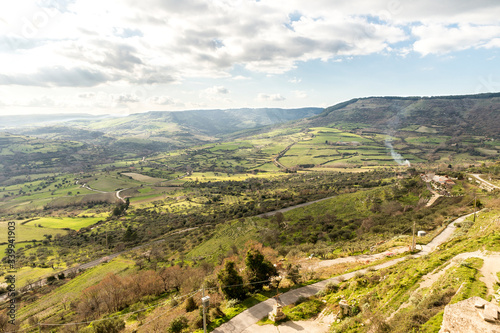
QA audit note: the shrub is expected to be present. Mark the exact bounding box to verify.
[294,296,307,306]
[325,281,339,293]
[92,318,125,333]
[185,297,197,312]
[225,299,240,308]
[167,316,188,333]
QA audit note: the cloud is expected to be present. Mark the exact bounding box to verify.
[412,24,500,55]
[1,0,500,113]
[232,75,250,80]
[0,66,109,87]
[203,85,229,95]
[200,85,231,103]
[116,94,139,103]
[27,95,56,107]
[112,27,143,38]
[98,44,143,71]
[293,90,307,99]
[149,96,175,105]
[78,92,95,99]
[258,93,286,101]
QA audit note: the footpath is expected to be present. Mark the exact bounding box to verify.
[213,212,475,333]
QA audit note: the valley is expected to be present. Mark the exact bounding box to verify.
[0,94,499,333]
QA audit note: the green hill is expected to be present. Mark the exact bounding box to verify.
[308,93,500,137]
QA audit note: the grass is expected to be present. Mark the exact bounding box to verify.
[15,266,60,288]
[85,174,142,192]
[208,293,269,331]
[187,217,260,262]
[0,222,69,243]
[18,256,136,322]
[121,172,164,183]
[24,216,104,230]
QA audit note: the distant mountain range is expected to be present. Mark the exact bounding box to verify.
[3,92,500,151]
[3,108,324,148]
[0,113,112,129]
[307,92,500,137]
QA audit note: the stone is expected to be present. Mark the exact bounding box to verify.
[484,304,499,320]
[475,301,486,308]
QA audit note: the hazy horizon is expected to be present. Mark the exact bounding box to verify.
[1,1,500,116]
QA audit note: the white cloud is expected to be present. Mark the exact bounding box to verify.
[1,0,500,113]
[27,95,56,107]
[116,94,139,103]
[78,92,95,99]
[258,93,286,101]
[232,75,250,80]
[293,90,307,99]
[203,85,229,95]
[149,96,175,105]
[412,24,500,55]
[1,0,499,89]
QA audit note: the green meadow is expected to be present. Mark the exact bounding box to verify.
[24,216,104,230]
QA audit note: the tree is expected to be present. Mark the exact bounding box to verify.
[167,316,188,333]
[217,261,246,300]
[158,266,183,292]
[92,317,125,333]
[185,297,197,312]
[244,249,277,291]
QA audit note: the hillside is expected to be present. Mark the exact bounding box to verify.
[86,108,325,136]
[308,93,500,137]
[9,108,324,147]
[1,93,499,332]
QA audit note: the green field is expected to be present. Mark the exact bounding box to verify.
[24,216,104,230]
[85,174,143,192]
[18,256,136,322]
[0,222,69,243]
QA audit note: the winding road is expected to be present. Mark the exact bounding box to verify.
[78,180,127,203]
[212,212,476,333]
[469,173,500,192]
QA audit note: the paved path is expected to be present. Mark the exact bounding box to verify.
[213,212,475,333]
[469,173,500,191]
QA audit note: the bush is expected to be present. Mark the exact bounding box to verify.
[168,316,188,333]
[225,299,240,308]
[218,261,247,300]
[92,318,125,333]
[185,297,197,312]
[294,296,307,306]
[325,281,339,293]
[46,275,56,285]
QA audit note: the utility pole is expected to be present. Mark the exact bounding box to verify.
[412,220,416,252]
[473,191,477,223]
[201,287,210,333]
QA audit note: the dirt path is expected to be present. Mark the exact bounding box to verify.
[241,320,330,333]
[469,173,500,191]
[213,257,407,333]
[213,212,476,333]
[478,254,500,303]
[426,189,442,207]
[302,247,408,270]
[116,188,128,203]
[388,250,500,321]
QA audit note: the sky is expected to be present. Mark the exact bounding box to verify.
[0,0,500,116]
